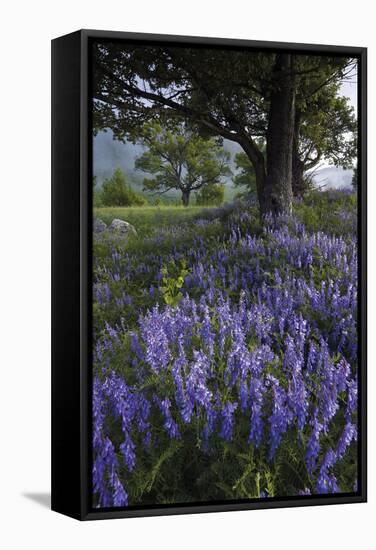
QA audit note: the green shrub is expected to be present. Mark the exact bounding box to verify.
[101,168,146,206]
[196,184,224,206]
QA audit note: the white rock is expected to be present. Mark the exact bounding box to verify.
[109,218,138,237]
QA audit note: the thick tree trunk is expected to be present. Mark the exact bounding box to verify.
[182,189,190,207]
[263,54,296,216]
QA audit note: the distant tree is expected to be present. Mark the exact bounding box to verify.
[135,122,231,207]
[93,175,103,207]
[196,183,225,206]
[101,168,146,206]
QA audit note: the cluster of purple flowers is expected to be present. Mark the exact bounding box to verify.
[92,195,358,506]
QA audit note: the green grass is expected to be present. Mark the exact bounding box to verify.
[94,205,209,238]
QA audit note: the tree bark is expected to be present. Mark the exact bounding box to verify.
[182,189,190,207]
[263,54,296,216]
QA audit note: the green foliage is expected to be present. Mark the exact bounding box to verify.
[160,260,190,307]
[101,168,146,207]
[195,184,225,206]
[295,190,357,235]
[135,121,231,206]
[296,80,357,171]
[93,176,103,207]
[233,151,258,194]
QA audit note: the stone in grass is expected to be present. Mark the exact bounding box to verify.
[109,218,138,237]
[93,218,107,233]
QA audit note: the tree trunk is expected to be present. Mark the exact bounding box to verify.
[263,54,296,216]
[182,189,190,207]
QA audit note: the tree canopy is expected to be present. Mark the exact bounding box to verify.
[135,121,230,206]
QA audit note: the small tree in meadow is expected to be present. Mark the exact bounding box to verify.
[135,122,231,207]
[196,183,225,206]
[101,168,146,206]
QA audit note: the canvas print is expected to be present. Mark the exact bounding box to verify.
[91,42,359,509]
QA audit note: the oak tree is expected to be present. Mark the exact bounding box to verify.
[135,122,230,206]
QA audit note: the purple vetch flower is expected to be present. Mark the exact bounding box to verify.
[250,345,274,377]
[133,393,151,446]
[130,332,144,362]
[305,408,323,473]
[201,402,219,451]
[316,339,340,430]
[336,422,357,460]
[200,304,215,357]
[171,336,187,409]
[183,350,213,424]
[155,396,181,439]
[335,357,351,392]
[93,376,105,449]
[288,374,308,431]
[217,297,232,356]
[120,435,136,471]
[283,335,303,374]
[95,436,123,507]
[248,377,265,448]
[346,377,358,421]
[287,313,308,352]
[268,376,293,460]
[283,336,308,430]
[316,448,340,494]
[105,321,119,340]
[219,401,238,441]
[112,475,128,507]
[225,323,250,389]
[139,306,171,373]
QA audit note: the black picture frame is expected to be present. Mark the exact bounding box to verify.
[51,29,367,521]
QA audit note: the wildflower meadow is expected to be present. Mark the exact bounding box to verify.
[92,190,358,508]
